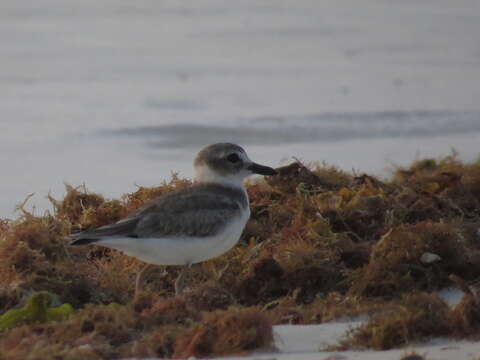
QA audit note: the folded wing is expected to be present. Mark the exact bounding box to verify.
[70,184,242,244]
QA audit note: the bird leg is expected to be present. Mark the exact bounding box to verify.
[174,263,191,296]
[134,263,153,301]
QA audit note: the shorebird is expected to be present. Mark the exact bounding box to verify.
[69,143,277,296]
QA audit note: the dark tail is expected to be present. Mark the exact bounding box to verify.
[69,237,100,246]
[67,217,139,246]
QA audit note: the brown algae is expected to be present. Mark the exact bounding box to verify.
[0,154,480,357]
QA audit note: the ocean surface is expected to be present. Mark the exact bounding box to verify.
[1,0,479,217]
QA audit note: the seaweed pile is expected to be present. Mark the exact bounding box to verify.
[1,154,480,358]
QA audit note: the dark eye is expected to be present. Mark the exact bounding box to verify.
[226,153,241,163]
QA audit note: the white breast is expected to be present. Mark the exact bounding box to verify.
[200,205,251,262]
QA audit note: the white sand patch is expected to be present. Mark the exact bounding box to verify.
[213,288,476,360]
[214,322,480,360]
[274,323,362,353]
[139,288,480,359]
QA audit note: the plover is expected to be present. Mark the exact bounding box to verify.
[69,143,277,296]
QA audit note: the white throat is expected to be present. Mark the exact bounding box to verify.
[194,164,247,188]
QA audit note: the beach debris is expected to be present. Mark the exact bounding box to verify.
[420,252,441,264]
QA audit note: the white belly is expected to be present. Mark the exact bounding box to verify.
[96,207,250,266]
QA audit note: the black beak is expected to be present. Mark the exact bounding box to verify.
[247,163,277,176]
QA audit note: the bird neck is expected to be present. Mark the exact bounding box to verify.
[194,165,246,189]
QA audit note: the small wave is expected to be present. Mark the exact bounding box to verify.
[104,110,480,148]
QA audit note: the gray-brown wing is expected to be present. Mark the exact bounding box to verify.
[70,186,242,244]
[132,188,241,238]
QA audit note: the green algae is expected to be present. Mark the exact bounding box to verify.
[0,292,74,332]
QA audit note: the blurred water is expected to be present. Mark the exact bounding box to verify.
[106,111,480,147]
[1,0,479,217]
